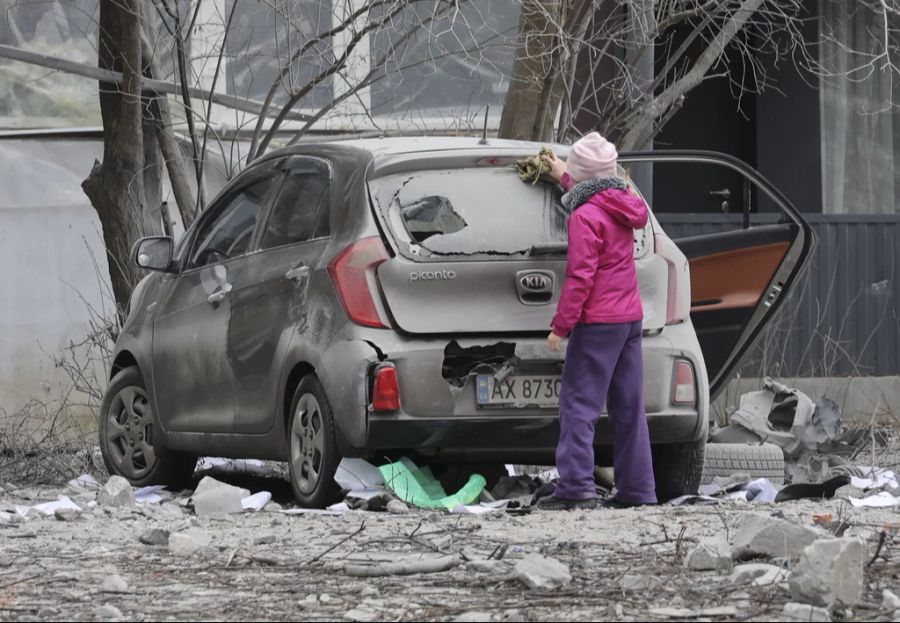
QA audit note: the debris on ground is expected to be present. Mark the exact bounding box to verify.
[168,528,214,557]
[683,541,731,572]
[730,562,788,586]
[782,602,832,622]
[513,554,571,589]
[191,476,250,516]
[732,512,821,560]
[344,554,461,577]
[97,475,135,507]
[789,538,865,606]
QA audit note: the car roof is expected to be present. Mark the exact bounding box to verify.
[264,135,569,167]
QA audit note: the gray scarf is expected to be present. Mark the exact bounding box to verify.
[561,176,628,213]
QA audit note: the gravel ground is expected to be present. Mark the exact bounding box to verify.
[1,475,898,622]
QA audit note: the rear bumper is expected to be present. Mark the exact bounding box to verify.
[367,411,705,461]
[323,321,709,455]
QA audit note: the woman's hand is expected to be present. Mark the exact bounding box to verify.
[546,331,565,352]
[541,151,567,183]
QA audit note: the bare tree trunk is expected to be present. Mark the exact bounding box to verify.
[82,0,160,317]
[499,0,562,140]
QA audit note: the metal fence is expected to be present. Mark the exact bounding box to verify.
[657,214,900,377]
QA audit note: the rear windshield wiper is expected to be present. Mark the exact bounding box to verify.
[527,243,568,256]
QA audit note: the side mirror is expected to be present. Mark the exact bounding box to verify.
[133,236,175,272]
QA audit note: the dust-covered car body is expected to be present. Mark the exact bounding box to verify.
[105,137,813,505]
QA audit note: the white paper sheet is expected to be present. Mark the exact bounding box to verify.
[135,485,166,505]
[450,500,509,514]
[334,458,385,491]
[241,491,272,511]
[850,466,898,491]
[849,492,900,508]
[16,496,81,517]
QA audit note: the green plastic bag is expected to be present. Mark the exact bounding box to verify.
[378,458,486,511]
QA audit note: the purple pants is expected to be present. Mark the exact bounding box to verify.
[554,321,657,504]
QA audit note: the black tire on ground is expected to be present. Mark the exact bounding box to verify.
[652,440,707,502]
[99,366,197,488]
[287,375,342,508]
[701,443,785,486]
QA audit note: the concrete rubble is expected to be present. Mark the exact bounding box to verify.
[191,476,250,516]
[168,528,214,557]
[513,554,571,589]
[139,528,170,546]
[730,563,788,586]
[0,442,897,620]
[100,574,129,594]
[789,538,865,606]
[782,602,832,622]
[683,540,731,572]
[97,476,135,507]
[732,512,821,560]
[883,589,900,611]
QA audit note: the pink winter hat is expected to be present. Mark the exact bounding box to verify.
[566,132,619,182]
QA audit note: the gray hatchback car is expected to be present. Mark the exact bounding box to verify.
[101,137,812,506]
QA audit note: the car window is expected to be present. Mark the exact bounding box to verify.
[259,162,330,250]
[189,177,277,269]
[370,167,568,258]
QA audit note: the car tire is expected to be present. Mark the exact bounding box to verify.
[287,375,342,508]
[701,443,785,486]
[652,440,706,502]
[99,366,197,488]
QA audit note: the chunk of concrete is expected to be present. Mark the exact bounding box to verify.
[168,528,213,557]
[883,590,900,611]
[619,573,660,591]
[101,574,129,594]
[684,542,731,572]
[94,604,123,622]
[514,554,571,590]
[386,499,409,514]
[98,476,135,508]
[191,476,250,516]
[732,512,820,560]
[782,602,831,622]
[789,538,864,606]
[139,528,170,546]
[730,563,788,586]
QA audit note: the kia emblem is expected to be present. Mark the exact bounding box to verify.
[516,270,555,305]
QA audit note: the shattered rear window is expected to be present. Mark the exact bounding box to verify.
[370,168,568,258]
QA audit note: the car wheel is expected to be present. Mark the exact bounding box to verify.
[701,443,785,486]
[651,440,706,502]
[99,366,196,488]
[288,375,341,508]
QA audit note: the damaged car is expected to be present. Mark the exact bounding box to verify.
[101,138,813,506]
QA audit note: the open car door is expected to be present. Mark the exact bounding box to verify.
[620,151,815,398]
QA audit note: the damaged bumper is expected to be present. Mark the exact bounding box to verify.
[321,321,708,457]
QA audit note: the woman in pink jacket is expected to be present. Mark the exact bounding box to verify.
[537,132,658,510]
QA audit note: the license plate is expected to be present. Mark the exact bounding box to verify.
[476,375,561,408]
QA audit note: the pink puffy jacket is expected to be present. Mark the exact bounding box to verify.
[550,172,649,337]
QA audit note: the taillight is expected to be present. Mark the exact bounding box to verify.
[328,237,390,328]
[372,365,400,412]
[672,360,696,405]
[654,234,691,325]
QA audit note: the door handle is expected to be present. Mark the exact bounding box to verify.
[207,283,232,306]
[285,265,310,282]
[709,188,731,199]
